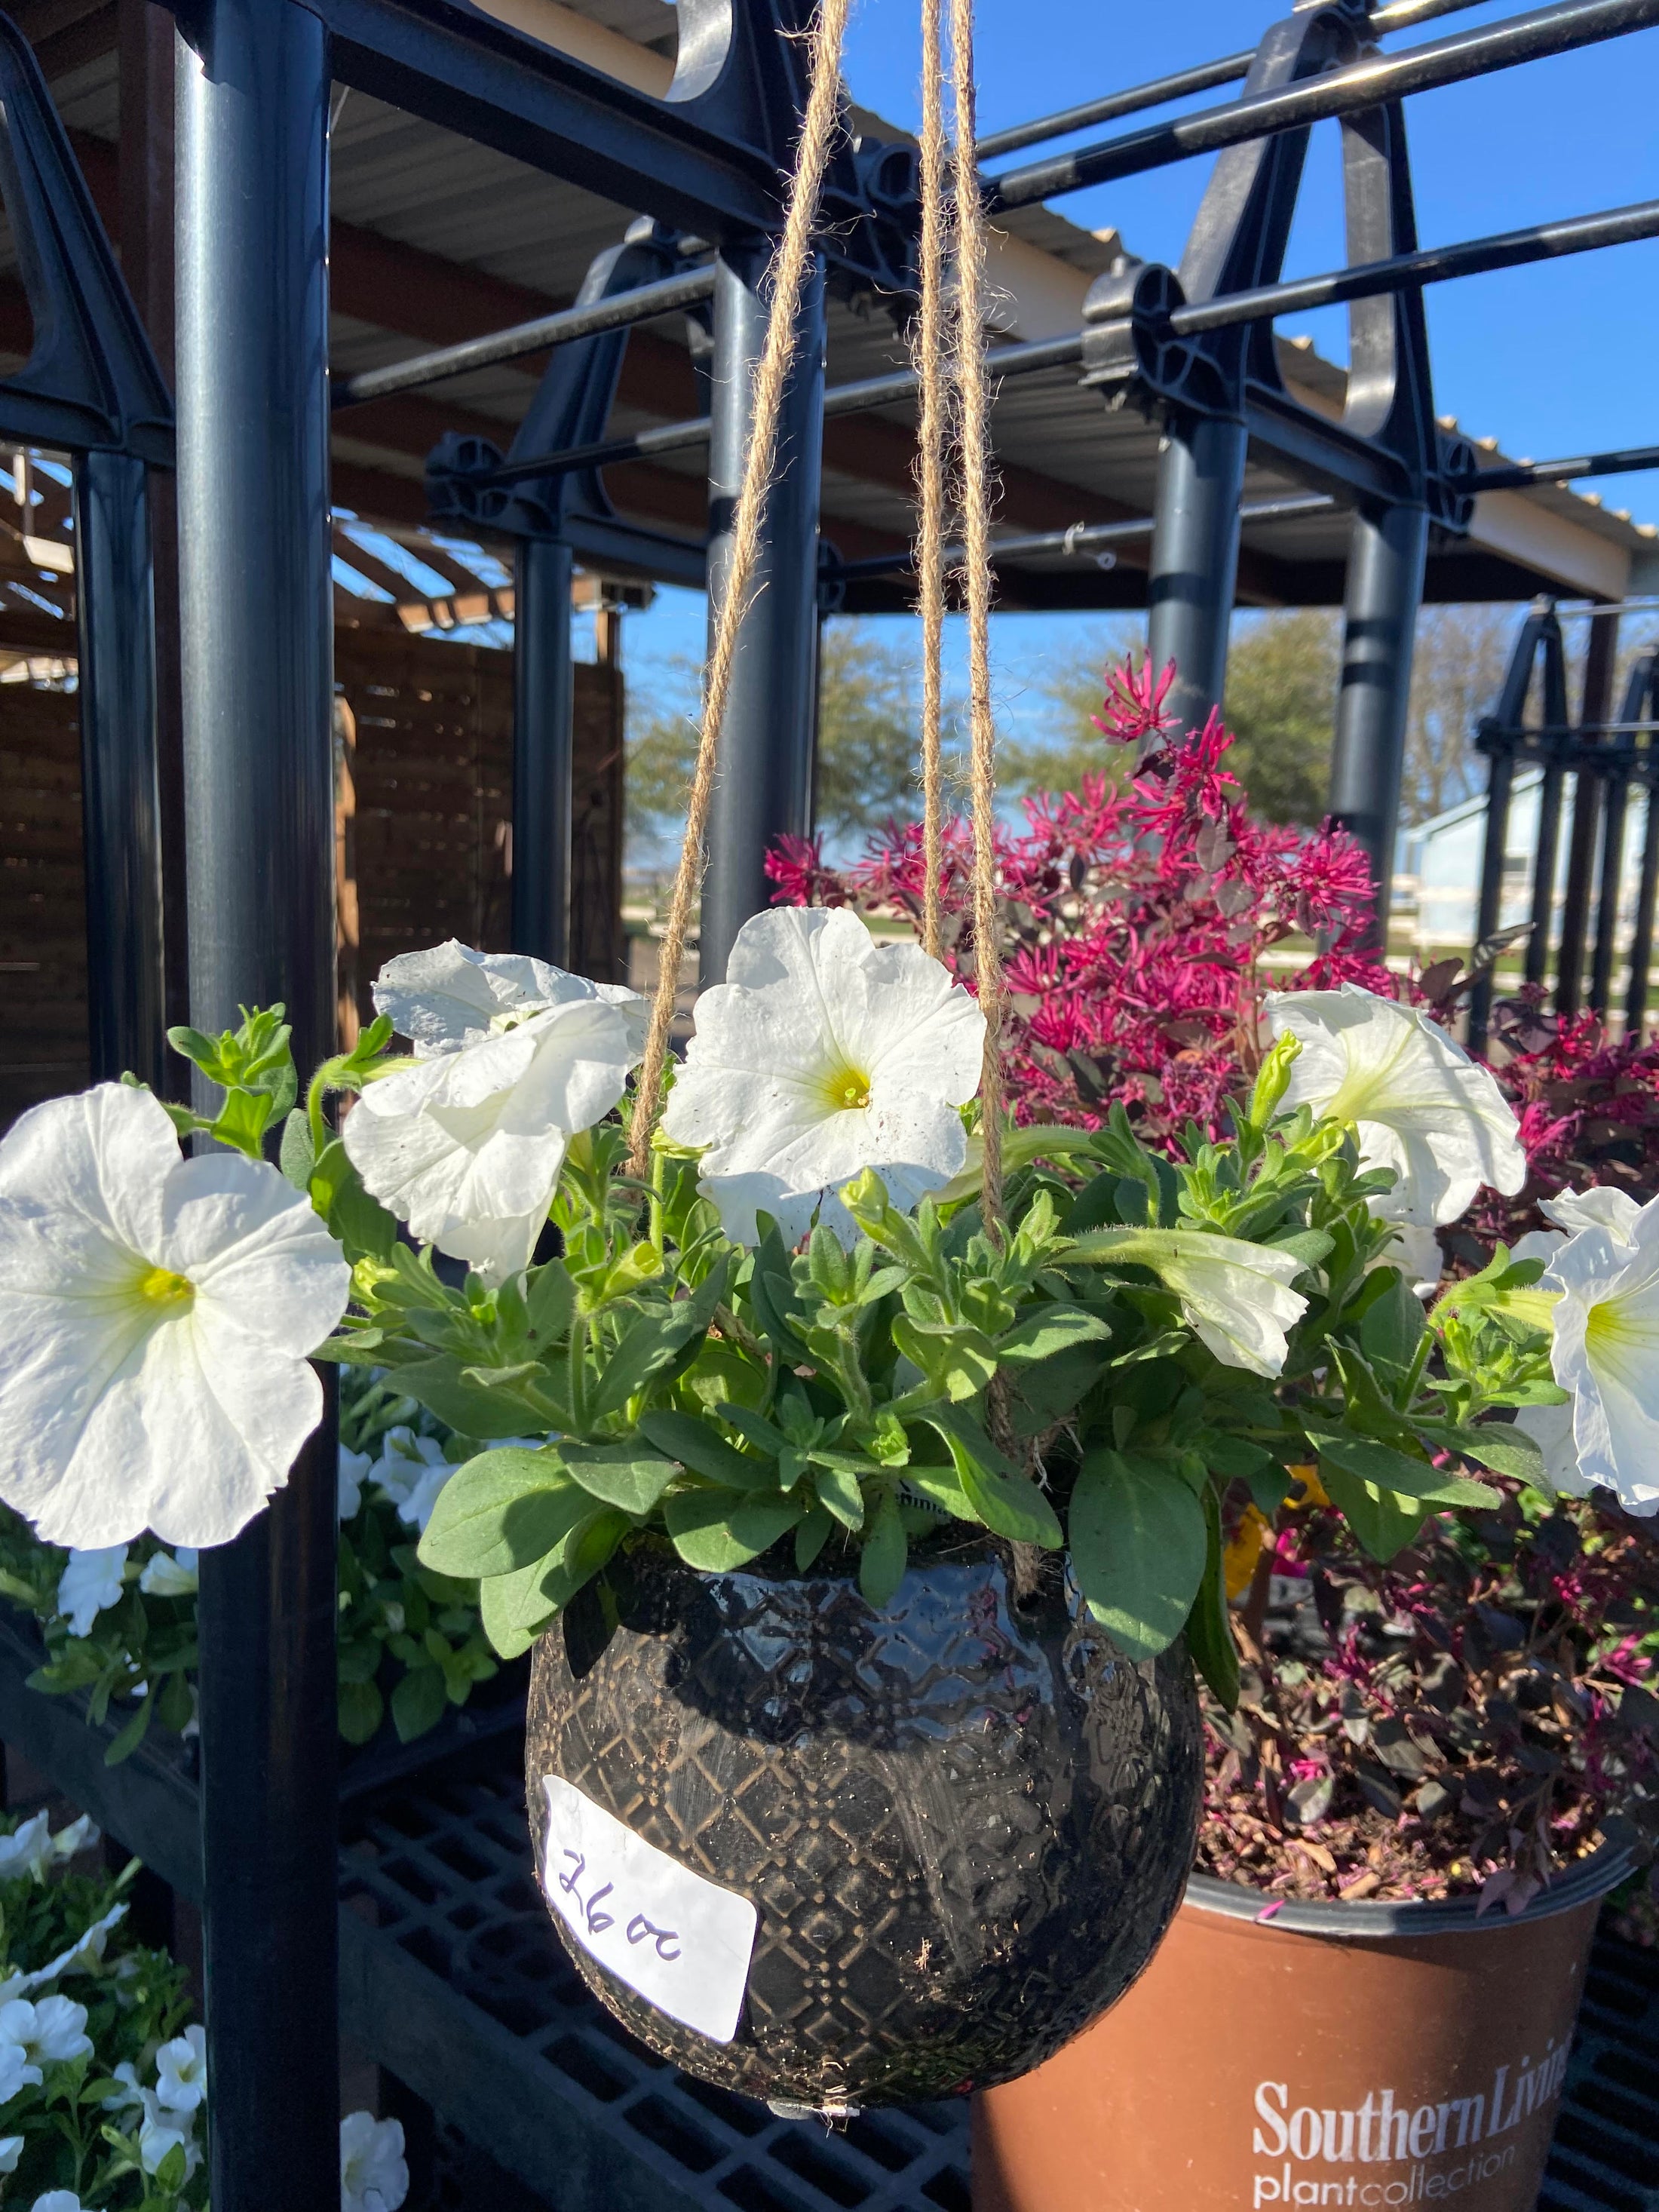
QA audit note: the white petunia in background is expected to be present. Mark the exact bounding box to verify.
[340,2109,409,2212]
[661,908,987,1247]
[1267,986,1526,1229]
[370,1429,461,1532]
[0,1815,95,1890]
[0,1085,351,1550]
[55,1548,127,1638]
[137,1548,198,1599]
[337,1444,373,1522]
[345,943,646,1283]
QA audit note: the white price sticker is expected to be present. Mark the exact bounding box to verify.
[540,1775,759,2045]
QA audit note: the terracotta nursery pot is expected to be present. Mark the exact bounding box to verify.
[973,1842,1634,2212]
[524,1532,1202,2109]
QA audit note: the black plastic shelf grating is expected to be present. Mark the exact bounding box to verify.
[1539,1936,1659,2212]
[339,1736,971,2212]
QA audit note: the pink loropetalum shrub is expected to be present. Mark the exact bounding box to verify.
[768,658,1390,1149]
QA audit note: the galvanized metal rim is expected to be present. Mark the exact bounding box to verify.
[1182,1840,1636,1938]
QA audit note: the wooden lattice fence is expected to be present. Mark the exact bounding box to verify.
[0,628,625,1127]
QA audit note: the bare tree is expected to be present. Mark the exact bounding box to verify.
[1400,605,1522,824]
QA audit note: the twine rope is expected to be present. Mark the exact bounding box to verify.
[627,0,852,1181]
[948,0,1005,1234]
[913,0,950,964]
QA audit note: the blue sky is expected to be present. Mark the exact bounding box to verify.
[623,0,1659,757]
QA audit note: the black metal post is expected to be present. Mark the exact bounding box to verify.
[1326,502,1430,939]
[1467,739,1516,1057]
[1145,410,1247,733]
[72,448,166,1090]
[1590,753,1631,1014]
[700,244,826,988]
[1526,738,1569,989]
[511,536,575,968]
[1556,610,1614,1012]
[174,6,339,2207]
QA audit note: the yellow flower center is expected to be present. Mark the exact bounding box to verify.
[1586,1298,1633,1359]
[137,1266,193,1308]
[820,1061,872,1113]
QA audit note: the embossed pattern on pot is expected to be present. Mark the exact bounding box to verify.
[525,1535,1202,2107]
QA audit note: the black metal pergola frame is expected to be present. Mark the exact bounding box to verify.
[2,0,1657,2200]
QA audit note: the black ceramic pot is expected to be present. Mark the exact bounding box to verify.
[524,1531,1201,2109]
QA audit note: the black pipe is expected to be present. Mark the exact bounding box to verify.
[1528,742,1570,989]
[174,5,340,2207]
[1624,656,1659,1035]
[475,330,1085,492]
[1553,618,1599,1013]
[1471,440,1659,489]
[478,186,1657,497]
[986,0,1659,211]
[1466,741,1516,1057]
[698,247,826,991]
[974,0,1487,161]
[1328,503,1431,944]
[1590,756,1630,1014]
[1146,410,1248,733]
[511,537,575,967]
[1167,197,1659,335]
[72,449,167,1091]
[824,492,1335,582]
[334,263,717,407]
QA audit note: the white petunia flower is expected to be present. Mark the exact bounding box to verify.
[137,2101,199,2182]
[0,1901,128,2002]
[0,1085,351,1549]
[1130,1229,1308,1378]
[138,1547,198,1599]
[341,2110,410,2212]
[56,1547,128,1638]
[1533,1192,1659,1515]
[153,2023,206,2114]
[0,2041,38,2099]
[1376,1221,1443,1300]
[370,1430,448,1512]
[661,908,986,1247]
[1542,1185,1641,1244]
[0,1995,92,2069]
[0,1815,54,1888]
[0,2138,20,2174]
[345,942,646,1284]
[1267,985,1526,1228]
[394,1456,457,1535]
[337,1446,373,1522]
[31,2194,84,2212]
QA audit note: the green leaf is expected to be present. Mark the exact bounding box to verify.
[663,1490,803,1570]
[103,1695,153,1766]
[417,1451,591,1578]
[589,1266,729,1417]
[392,1353,550,1440]
[858,1491,907,1608]
[538,1508,630,1617]
[1360,1271,1427,1372]
[1317,1465,1427,1563]
[1067,1449,1207,1660]
[994,1304,1113,1365]
[338,1677,385,1744]
[1418,1419,1545,1485]
[391,1664,448,1743]
[891,1315,998,1401]
[794,1505,835,1571]
[279,1107,316,1191]
[1185,1485,1240,1710]
[923,1411,1063,1549]
[526,1259,577,1344]
[900,1463,977,1520]
[811,1459,866,1531]
[559,1441,679,1515]
[479,1557,563,1660]
[638,1410,776,1491]
[1305,1429,1500,1509]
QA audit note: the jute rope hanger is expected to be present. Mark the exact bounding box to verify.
[627,0,1006,1234]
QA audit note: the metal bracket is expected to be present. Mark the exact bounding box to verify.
[0,12,173,462]
[1078,0,1471,531]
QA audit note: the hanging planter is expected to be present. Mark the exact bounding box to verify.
[972,1846,1633,2212]
[524,1532,1199,2106]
